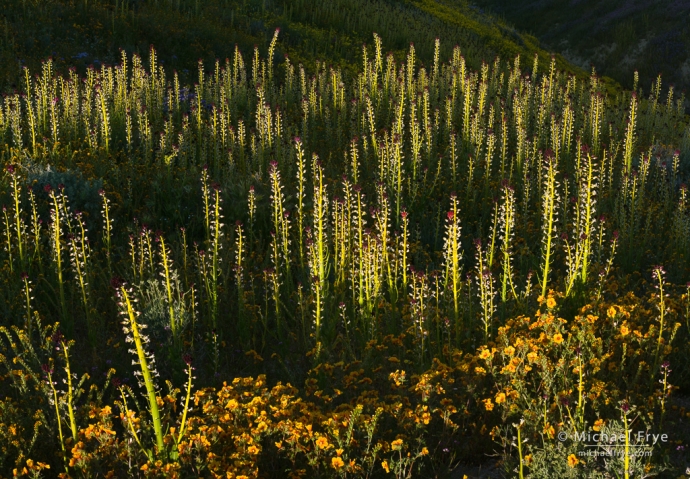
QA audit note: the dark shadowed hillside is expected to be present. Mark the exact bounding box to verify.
[470,0,690,103]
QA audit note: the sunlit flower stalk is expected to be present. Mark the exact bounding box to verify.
[540,152,560,298]
[115,281,164,454]
[295,138,307,265]
[157,233,178,340]
[47,185,69,328]
[7,166,27,266]
[475,239,495,341]
[99,189,113,274]
[443,193,462,326]
[652,265,667,366]
[623,93,637,175]
[498,183,517,302]
[312,154,329,294]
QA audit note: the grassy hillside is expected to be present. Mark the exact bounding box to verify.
[469,0,690,103]
[1,1,690,478]
[0,0,608,91]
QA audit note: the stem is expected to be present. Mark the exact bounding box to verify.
[176,363,193,445]
[517,422,524,479]
[119,286,164,454]
[61,342,78,441]
[47,370,66,453]
[623,410,630,479]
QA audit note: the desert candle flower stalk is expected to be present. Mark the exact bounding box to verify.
[498,183,517,302]
[43,362,66,455]
[8,167,26,267]
[623,93,637,175]
[540,152,560,298]
[443,193,462,326]
[653,265,667,365]
[47,186,69,329]
[28,187,41,267]
[176,355,195,445]
[115,282,164,454]
[157,234,178,339]
[100,189,113,274]
[59,339,78,442]
[621,402,632,479]
[475,239,495,341]
[312,154,329,293]
[516,420,525,479]
[400,210,409,291]
[2,206,12,273]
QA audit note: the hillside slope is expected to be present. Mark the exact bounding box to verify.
[0,0,603,91]
[469,0,690,101]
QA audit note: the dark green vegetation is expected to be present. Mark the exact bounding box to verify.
[0,1,690,478]
[0,0,600,90]
[470,0,690,106]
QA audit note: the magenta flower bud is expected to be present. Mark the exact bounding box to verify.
[51,329,64,345]
[110,277,124,290]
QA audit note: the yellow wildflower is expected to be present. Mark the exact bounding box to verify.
[315,436,330,450]
[331,457,345,469]
[381,460,390,473]
[567,454,579,467]
[552,333,564,344]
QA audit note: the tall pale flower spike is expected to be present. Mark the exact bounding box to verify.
[114,279,164,454]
